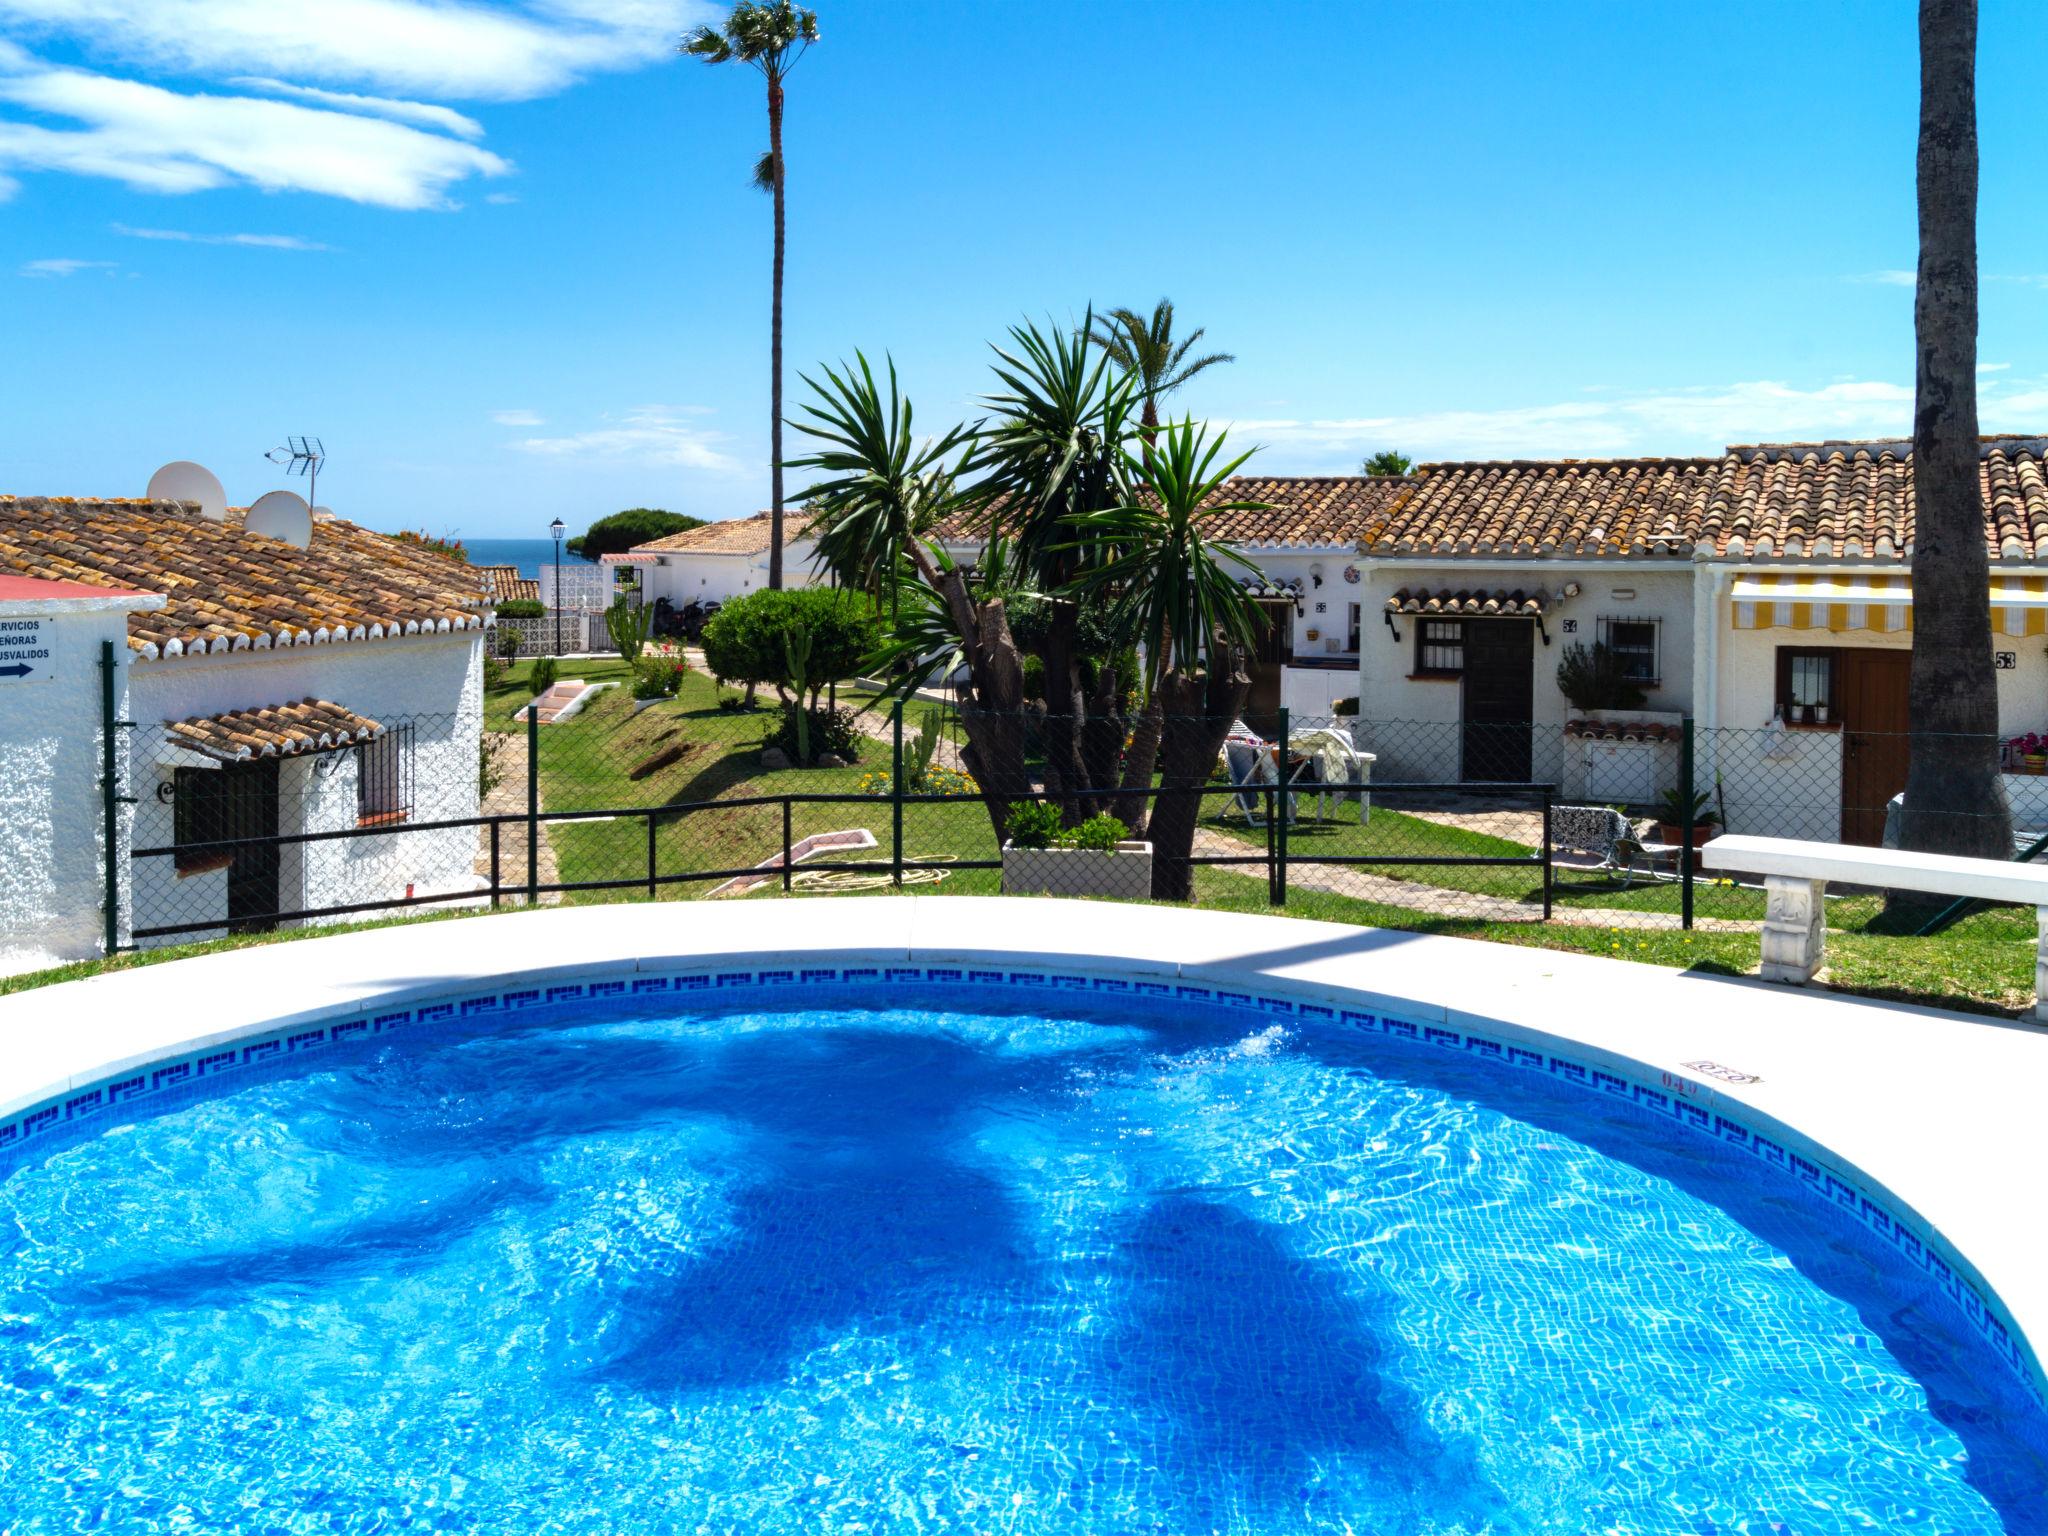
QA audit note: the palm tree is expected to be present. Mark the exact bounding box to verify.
[1361,450,1412,476]
[1899,0,2009,860]
[683,1,820,591]
[1087,300,1233,433]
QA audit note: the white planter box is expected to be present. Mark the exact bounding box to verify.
[1001,840,1154,898]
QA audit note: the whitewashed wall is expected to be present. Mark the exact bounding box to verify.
[1355,562,1698,786]
[0,605,138,976]
[129,631,484,946]
[643,540,826,608]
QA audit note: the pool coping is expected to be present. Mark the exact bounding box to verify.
[3,896,2045,1406]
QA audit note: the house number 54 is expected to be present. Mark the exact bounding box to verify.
[1561,618,1578,634]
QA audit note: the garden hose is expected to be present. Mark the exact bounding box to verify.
[783,855,959,893]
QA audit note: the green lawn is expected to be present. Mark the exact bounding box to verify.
[3,662,2027,1017]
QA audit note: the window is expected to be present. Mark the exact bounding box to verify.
[357,723,416,825]
[1346,602,1362,655]
[1774,647,1838,724]
[1597,616,1661,685]
[172,766,231,875]
[1415,619,1465,676]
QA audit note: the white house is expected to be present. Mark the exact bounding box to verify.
[0,495,492,973]
[1324,437,2048,843]
[630,493,1399,724]
[632,510,826,610]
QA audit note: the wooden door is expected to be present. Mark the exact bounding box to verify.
[221,759,282,931]
[1839,650,1911,845]
[1462,620,1534,781]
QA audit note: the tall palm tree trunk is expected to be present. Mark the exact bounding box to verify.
[1899,0,2008,860]
[767,69,786,590]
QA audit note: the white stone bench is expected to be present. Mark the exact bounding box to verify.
[1701,834,2048,1021]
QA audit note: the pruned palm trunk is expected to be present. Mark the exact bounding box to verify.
[1899,0,2009,862]
[1147,634,1250,901]
[1116,693,1165,839]
[767,72,786,591]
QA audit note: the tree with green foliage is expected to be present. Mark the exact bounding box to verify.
[568,508,705,560]
[700,586,875,706]
[1086,299,1233,434]
[683,0,820,591]
[792,316,1264,897]
[1361,450,1412,477]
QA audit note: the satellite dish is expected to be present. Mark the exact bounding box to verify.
[147,460,228,522]
[311,504,335,522]
[245,489,313,548]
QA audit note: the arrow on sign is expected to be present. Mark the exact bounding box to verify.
[0,664,32,679]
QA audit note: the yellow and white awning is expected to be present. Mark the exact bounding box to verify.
[1730,573,2048,636]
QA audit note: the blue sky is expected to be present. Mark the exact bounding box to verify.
[1,0,2045,538]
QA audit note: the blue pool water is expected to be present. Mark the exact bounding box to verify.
[2,992,2044,1533]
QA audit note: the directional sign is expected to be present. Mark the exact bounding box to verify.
[0,617,57,684]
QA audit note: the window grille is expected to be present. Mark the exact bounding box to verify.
[1597,616,1660,684]
[357,722,416,824]
[1415,619,1464,676]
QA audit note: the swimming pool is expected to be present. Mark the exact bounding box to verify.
[3,978,2043,1533]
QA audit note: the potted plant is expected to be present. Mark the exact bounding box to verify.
[1654,787,1721,847]
[1001,804,1154,897]
[2007,732,2048,774]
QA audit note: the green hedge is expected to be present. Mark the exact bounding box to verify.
[701,588,877,700]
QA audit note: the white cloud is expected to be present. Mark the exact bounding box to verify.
[1981,362,2012,374]
[492,407,544,426]
[20,256,116,276]
[113,221,328,249]
[514,405,736,470]
[0,0,706,101]
[485,191,519,204]
[227,77,484,139]
[1848,270,1916,286]
[1222,379,1917,465]
[0,65,509,208]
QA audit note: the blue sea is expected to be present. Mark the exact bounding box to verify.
[453,537,597,577]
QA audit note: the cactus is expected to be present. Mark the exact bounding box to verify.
[782,624,814,764]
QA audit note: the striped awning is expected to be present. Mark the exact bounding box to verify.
[1731,573,2048,634]
[1384,588,1546,618]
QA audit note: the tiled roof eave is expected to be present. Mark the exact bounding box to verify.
[131,612,490,661]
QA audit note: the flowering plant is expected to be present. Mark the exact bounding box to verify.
[2007,732,2048,758]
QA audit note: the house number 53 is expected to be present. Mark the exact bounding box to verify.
[1996,651,2017,669]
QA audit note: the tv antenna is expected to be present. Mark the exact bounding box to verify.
[265,436,325,512]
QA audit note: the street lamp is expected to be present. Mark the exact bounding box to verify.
[549,517,566,657]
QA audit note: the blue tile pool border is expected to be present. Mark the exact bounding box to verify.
[1,958,2038,1410]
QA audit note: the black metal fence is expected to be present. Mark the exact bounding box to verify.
[115,662,2039,950]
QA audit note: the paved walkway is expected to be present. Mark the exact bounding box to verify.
[475,730,561,904]
[1189,826,1758,932]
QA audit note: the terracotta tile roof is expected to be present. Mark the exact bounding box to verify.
[634,509,822,555]
[1385,587,1547,617]
[475,563,540,604]
[166,698,384,762]
[0,496,492,658]
[1202,475,1417,546]
[925,478,1416,550]
[1359,437,2048,561]
[1362,457,1718,558]
[1563,718,1683,743]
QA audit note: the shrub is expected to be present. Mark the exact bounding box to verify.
[495,627,523,659]
[1332,696,1359,717]
[921,765,979,798]
[701,588,877,702]
[495,598,545,619]
[768,704,863,766]
[1005,800,1064,849]
[1006,804,1130,851]
[1064,813,1128,852]
[529,656,559,695]
[1555,642,1647,711]
[632,654,688,701]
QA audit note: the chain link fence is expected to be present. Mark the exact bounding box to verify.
[120,659,2043,971]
